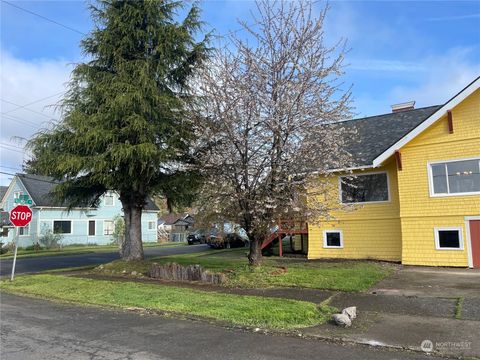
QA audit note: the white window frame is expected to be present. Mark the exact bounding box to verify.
[339,171,390,204]
[103,220,115,235]
[434,227,464,250]
[323,230,344,249]
[147,220,156,231]
[13,191,22,200]
[87,220,96,237]
[104,192,115,206]
[52,220,73,235]
[428,157,480,197]
[18,224,30,236]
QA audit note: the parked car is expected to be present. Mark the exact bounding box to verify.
[186,231,206,245]
[207,232,249,249]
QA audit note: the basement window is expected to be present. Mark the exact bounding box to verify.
[434,228,463,250]
[430,158,480,196]
[340,172,389,203]
[323,230,343,248]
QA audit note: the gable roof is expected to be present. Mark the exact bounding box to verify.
[15,173,158,211]
[372,76,480,167]
[331,105,441,168]
[158,213,194,226]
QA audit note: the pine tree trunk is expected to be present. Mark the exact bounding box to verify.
[121,202,144,261]
[248,238,262,266]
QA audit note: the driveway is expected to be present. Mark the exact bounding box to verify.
[371,266,480,298]
[0,293,444,360]
[0,244,210,277]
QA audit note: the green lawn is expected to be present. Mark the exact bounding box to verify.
[0,242,185,260]
[0,274,335,330]
[97,248,393,292]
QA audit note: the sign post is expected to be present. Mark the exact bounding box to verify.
[9,195,33,281]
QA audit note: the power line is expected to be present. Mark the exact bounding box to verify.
[1,99,59,121]
[0,165,23,171]
[0,171,60,185]
[1,113,42,129]
[2,92,64,115]
[0,145,25,154]
[0,142,24,150]
[1,1,85,35]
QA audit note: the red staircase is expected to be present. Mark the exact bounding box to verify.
[261,219,308,257]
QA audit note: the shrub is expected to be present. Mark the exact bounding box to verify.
[24,243,43,252]
[111,216,125,246]
[0,242,8,255]
[39,229,63,249]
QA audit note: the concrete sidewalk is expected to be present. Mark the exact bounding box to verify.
[306,266,480,358]
[303,311,479,358]
[71,265,480,357]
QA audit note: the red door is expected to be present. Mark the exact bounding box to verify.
[470,220,480,268]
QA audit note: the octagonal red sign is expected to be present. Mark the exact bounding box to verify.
[9,205,33,227]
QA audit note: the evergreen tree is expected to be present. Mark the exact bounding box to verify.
[27,0,209,260]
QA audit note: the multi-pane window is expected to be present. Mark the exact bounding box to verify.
[104,220,115,235]
[323,230,343,248]
[19,224,29,236]
[53,221,72,234]
[430,159,480,195]
[104,192,114,206]
[148,221,156,230]
[340,172,389,203]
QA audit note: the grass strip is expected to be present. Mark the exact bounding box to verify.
[0,274,332,329]
[455,297,464,320]
[148,250,393,291]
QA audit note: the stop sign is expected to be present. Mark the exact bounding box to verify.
[10,205,33,227]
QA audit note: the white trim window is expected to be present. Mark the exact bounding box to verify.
[148,221,156,230]
[340,172,390,204]
[429,158,480,196]
[19,224,30,236]
[323,230,343,248]
[104,220,115,235]
[104,192,115,206]
[53,220,72,234]
[13,191,23,200]
[434,227,463,250]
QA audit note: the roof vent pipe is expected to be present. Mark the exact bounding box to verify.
[391,101,415,113]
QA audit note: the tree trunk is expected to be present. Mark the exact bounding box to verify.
[121,202,144,261]
[248,238,262,266]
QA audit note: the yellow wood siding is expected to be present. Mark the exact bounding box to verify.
[398,89,480,266]
[308,159,402,261]
[307,88,479,267]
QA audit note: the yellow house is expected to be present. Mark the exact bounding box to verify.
[308,77,480,268]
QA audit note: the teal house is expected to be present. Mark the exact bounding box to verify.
[0,174,159,247]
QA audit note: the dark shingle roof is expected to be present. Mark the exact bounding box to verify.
[333,105,442,167]
[17,174,158,211]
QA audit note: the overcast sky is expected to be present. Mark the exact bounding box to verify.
[1,0,479,186]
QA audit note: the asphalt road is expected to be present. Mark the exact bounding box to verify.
[0,293,446,360]
[0,244,210,277]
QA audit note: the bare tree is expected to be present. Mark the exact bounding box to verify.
[195,0,354,266]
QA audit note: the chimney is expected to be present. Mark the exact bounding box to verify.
[391,101,415,113]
